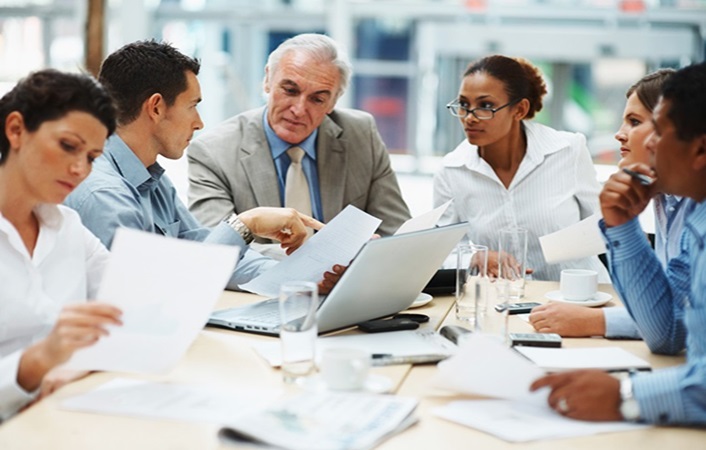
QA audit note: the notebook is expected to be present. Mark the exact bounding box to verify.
[207,222,468,335]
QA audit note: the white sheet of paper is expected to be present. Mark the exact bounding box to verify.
[240,205,381,297]
[63,228,239,374]
[514,346,651,372]
[61,378,278,424]
[539,213,605,264]
[433,399,648,442]
[394,200,452,235]
[432,334,546,402]
[252,330,457,367]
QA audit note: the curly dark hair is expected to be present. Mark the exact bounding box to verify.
[463,55,547,120]
[99,40,200,126]
[0,69,116,165]
[661,62,706,141]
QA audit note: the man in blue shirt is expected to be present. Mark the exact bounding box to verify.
[65,40,338,291]
[531,62,706,425]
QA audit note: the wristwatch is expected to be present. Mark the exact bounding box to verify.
[224,213,254,244]
[619,376,641,422]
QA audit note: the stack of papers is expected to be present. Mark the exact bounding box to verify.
[514,346,652,372]
[431,334,650,441]
[219,392,418,450]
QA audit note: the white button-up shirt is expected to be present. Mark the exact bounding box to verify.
[0,204,108,420]
[434,121,609,282]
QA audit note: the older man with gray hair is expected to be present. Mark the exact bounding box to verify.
[187,33,410,240]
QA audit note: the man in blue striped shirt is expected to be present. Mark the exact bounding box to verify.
[531,62,706,425]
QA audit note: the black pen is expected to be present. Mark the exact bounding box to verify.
[622,168,654,186]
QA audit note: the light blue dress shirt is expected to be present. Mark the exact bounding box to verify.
[64,135,276,290]
[601,199,706,425]
[263,111,323,221]
[604,196,693,339]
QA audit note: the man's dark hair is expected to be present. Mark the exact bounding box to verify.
[661,62,706,141]
[0,69,116,165]
[98,40,200,125]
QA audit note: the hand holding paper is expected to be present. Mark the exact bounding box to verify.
[63,228,239,374]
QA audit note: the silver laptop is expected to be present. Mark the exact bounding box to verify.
[207,222,468,335]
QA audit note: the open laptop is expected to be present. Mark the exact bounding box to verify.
[207,222,468,335]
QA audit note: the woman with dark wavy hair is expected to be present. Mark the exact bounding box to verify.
[0,69,121,420]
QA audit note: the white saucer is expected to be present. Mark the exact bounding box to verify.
[298,374,393,394]
[544,290,612,307]
[409,293,433,309]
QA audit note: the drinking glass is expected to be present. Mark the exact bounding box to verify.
[456,243,489,331]
[279,281,318,383]
[497,227,528,300]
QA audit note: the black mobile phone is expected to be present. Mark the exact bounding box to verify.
[358,318,420,333]
[494,301,541,315]
[509,332,562,348]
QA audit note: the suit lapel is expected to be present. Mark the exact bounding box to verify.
[240,117,282,207]
[317,116,346,222]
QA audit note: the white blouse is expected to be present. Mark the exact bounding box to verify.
[434,121,610,282]
[0,204,108,420]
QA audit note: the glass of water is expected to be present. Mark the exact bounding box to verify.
[498,226,528,300]
[456,243,489,331]
[279,281,319,383]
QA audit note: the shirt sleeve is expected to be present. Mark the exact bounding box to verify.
[0,350,37,421]
[601,218,688,354]
[202,222,277,289]
[433,168,460,227]
[67,186,148,249]
[603,307,642,339]
[632,358,706,425]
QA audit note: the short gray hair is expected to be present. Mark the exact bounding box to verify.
[265,33,352,99]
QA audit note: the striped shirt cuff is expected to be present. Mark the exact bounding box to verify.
[633,366,688,424]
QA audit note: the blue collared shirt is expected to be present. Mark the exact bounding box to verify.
[64,135,276,289]
[263,110,323,221]
[601,199,706,425]
[604,196,694,339]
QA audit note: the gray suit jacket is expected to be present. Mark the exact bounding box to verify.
[187,106,410,237]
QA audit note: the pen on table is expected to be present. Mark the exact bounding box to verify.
[371,353,450,366]
[622,168,654,186]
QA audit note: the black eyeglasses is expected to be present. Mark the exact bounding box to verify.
[446,99,520,120]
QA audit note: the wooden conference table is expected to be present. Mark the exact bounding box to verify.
[0,281,702,449]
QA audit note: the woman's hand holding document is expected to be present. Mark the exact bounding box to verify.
[431,335,648,442]
[62,228,239,374]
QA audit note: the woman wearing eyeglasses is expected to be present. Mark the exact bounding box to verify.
[434,55,608,281]
[0,70,122,420]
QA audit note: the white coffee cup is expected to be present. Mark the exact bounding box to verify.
[560,269,598,301]
[320,348,370,391]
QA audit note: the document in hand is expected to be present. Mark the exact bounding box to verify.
[63,228,239,374]
[539,213,605,264]
[218,392,418,450]
[240,205,382,297]
[514,346,651,372]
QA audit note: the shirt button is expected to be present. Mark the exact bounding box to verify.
[612,241,620,248]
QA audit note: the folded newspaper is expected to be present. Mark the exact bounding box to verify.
[219,392,418,450]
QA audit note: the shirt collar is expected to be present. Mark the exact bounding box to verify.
[104,135,165,191]
[0,203,63,237]
[262,108,318,160]
[442,122,571,170]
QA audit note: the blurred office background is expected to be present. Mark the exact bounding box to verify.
[1,0,704,214]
